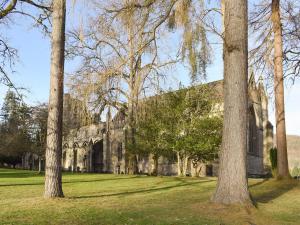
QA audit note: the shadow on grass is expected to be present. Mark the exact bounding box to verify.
[248,178,270,188]
[0,169,44,179]
[0,176,143,187]
[69,179,214,199]
[250,179,299,204]
[0,170,212,187]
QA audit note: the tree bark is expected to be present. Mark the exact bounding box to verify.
[177,152,181,176]
[126,7,138,175]
[44,0,66,198]
[212,0,251,204]
[176,152,189,176]
[177,152,182,176]
[193,162,203,177]
[271,0,290,179]
[38,157,42,173]
[182,154,189,177]
[126,98,138,175]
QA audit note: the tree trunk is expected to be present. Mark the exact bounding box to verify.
[193,161,203,177]
[126,98,138,175]
[212,0,251,204]
[126,9,138,175]
[177,152,182,176]
[44,0,66,198]
[271,0,290,179]
[176,152,189,176]
[38,157,42,173]
[182,154,189,177]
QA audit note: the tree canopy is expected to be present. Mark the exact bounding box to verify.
[133,84,222,176]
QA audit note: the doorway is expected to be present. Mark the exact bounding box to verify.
[92,140,104,172]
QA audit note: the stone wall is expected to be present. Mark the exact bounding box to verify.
[59,78,273,177]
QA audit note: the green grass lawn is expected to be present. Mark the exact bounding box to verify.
[0,168,299,225]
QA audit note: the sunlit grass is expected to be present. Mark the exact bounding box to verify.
[0,168,299,225]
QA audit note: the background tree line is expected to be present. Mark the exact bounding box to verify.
[0,89,48,169]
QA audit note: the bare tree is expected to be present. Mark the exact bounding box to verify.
[0,0,52,91]
[0,0,51,19]
[283,1,300,81]
[250,0,300,81]
[249,0,296,178]
[44,0,65,198]
[212,0,251,205]
[67,0,179,174]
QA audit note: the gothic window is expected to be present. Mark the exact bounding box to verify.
[248,107,259,156]
[249,119,254,154]
[82,141,88,148]
[63,143,69,148]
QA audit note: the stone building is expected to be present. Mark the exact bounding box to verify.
[61,76,273,177]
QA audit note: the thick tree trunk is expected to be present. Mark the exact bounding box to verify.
[212,0,251,204]
[44,0,66,198]
[271,0,290,179]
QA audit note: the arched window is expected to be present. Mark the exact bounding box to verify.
[248,106,258,156]
[73,142,79,148]
[82,141,88,148]
[63,143,69,148]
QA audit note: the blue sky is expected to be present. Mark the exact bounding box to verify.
[0,3,299,136]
